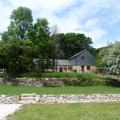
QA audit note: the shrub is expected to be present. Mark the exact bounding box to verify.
[0,73,4,77]
[105,78,120,87]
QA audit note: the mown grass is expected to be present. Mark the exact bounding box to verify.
[19,72,106,80]
[8,103,120,120]
[0,84,120,95]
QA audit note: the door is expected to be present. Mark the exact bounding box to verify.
[59,67,63,72]
[81,66,84,73]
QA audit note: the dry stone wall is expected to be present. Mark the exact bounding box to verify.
[0,95,18,104]
[0,94,120,104]
[0,77,78,86]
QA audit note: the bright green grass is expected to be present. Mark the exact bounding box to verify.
[0,84,119,95]
[19,72,106,80]
[8,103,120,120]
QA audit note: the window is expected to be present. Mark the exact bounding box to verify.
[81,56,84,60]
[87,66,90,70]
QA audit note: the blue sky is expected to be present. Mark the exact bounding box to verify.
[0,0,120,48]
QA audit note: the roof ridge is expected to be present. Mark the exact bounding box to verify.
[69,49,87,60]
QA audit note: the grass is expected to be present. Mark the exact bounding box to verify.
[8,103,120,120]
[19,72,106,79]
[0,73,4,77]
[0,84,120,95]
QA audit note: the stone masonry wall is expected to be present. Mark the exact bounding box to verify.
[0,94,120,104]
[0,95,18,104]
[0,77,78,86]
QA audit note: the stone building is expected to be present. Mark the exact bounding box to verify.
[54,49,96,73]
[33,49,96,73]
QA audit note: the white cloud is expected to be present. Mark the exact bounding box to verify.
[85,28,107,43]
[77,28,107,48]
[0,2,12,32]
[84,18,100,30]
[0,0,120,48]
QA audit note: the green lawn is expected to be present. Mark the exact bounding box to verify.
[8,103,120,120]
[0,84,120,95]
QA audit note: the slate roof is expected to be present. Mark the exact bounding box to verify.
[33,59,72,66]
[69,49,92,60]
[56,60,72,66]
[33,49,96,66]
[69,49,96,66]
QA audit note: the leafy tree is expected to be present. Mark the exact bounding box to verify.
[2,7,33,41]
[34,18,50,42]
[0,7,34,75]
[58,33,92,58]
[0,41,7,69]
[33,18,52,71]
[97,42,120,75]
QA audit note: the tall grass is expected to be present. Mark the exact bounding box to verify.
[19,72,106,80]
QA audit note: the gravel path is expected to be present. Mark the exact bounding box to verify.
[0,104,22,120]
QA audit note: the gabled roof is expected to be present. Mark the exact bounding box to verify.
[33,49,96,66]
[69,49,95,60]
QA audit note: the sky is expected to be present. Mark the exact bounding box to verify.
[0,0,120,48]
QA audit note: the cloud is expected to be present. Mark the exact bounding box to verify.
[84,18,100,30]
[85,28,107,43]
[0,0,120,48]
[0,2,12,32]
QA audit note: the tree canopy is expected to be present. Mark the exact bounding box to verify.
[0,6,94,75]
[57,33,92,58]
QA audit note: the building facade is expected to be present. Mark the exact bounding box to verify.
[33,49,96,73]
[55,49,96,73]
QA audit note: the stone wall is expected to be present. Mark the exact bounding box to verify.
[0,95,18,104]
[0,77,78,86]
[0,94,120,104]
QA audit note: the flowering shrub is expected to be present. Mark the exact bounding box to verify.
[97,42,120,75]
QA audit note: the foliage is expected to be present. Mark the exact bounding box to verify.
[0,73,4,77]
[0,7,52,74]
[0,41,7,69]
[0,6,94,75]
[9,7,33,40]
[97,42,120,75]
[19,72,105,79]
[105,78,120,87]
[57,33,92,58]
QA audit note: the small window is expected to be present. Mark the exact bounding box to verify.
[81,56,84,60]
[87,66,90,70]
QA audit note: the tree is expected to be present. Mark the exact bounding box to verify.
[51,25,64,71]
[5,7,33,40]
[97,42,120,75]
[0,41,7,69]
[34,18,50,42]
[33,18,52,71]
[58,33,92,58]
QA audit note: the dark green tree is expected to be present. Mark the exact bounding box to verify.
[58,33,92,58]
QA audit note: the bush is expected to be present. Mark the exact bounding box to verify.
[63,75,93,86]
[105,78,120,87]
[0,73,4,77]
